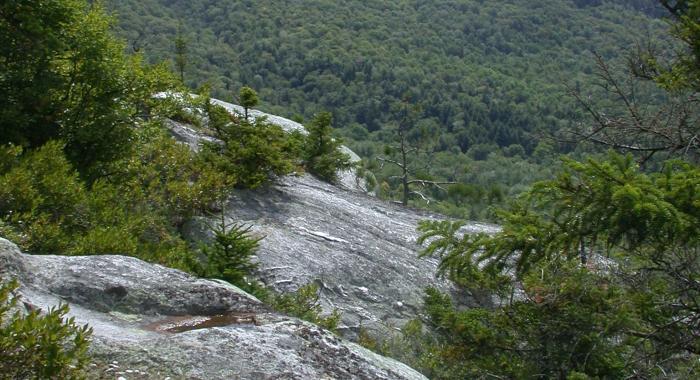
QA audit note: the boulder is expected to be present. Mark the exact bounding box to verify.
[0,237,426,380]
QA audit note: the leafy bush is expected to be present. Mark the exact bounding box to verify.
[268,282,341,332]
[0,142,86,253]
[0,279,92,379]
[0,123,229,272]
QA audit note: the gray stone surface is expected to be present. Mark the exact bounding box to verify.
[210,98,307,135]
[184,175,497,338]
[165,119,218,152]
[167,99,499,338]
[0,238,427,380]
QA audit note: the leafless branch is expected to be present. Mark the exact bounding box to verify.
[410,190,430,204]
[406,179,458,191]
[562,52,700,164]
[376,156,404,169]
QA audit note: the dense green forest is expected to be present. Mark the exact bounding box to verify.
[104,0,672,217]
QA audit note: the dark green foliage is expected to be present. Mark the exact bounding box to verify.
[102,0,672,217]
[304,112,354,183]
[0,0,177,180]
[201,212,261,288]
[205,98,234,137]
[105,0,664,153]
[174,21,188,82]
[239,86,259,121]
[202,103,299,189]
[0,278,92,379]
[415,153,700,378]
[420,268,633,379]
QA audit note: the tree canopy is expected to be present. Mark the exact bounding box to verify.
[0,0,174,180]
[403,2,700,377]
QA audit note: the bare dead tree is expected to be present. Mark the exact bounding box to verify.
[377,101,456,206]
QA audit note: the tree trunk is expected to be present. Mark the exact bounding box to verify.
[400,130,409,206]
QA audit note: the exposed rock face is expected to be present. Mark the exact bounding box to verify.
[172,99,499,339]
[217,176,497,338]
[210,98,307,135]
[0,238,427,380]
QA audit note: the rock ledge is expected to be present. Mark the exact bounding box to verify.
[0,238,426,380]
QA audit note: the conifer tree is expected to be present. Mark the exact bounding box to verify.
[174,21,188,83]
[304,112,354,183]
[239,86,259,121]
[202,211,261,287]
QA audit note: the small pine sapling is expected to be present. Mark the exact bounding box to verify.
[202,211,262,288]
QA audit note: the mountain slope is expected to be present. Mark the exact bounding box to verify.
[107,0,666,153]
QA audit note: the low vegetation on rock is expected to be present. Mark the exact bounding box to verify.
[0,279,92,379]
[2,0,699,379]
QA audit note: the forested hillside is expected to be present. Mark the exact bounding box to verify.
[108,0,663,147]
[104,0,668,217]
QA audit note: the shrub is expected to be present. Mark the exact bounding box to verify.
[304,112,355,183]
[268,282,341,332]
[201,212,261,287]
[0,123,228,272]
[202,103,300,188]
[0,279,92,379]
[0,142,85,253]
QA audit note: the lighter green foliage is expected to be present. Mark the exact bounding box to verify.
[0,124,228,271]
[0,279,92,379]
[239,86,259,121]
[267,282,341,332]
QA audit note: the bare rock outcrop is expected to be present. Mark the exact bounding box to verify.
[0,238,426,380]
[172,98,499,339]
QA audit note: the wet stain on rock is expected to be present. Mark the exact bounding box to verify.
[145,312,258,333]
